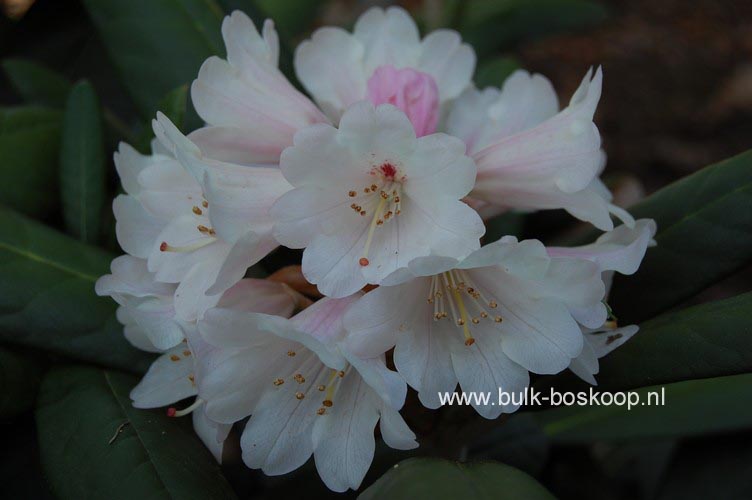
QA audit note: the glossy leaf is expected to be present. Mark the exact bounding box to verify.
[2,58,71,107]
[536,373,752,442]
[359,458,555,500]
[36,365,237,500]
[80,0,224,118]
[540,292,752,393]
[60,81,106,243]
[0,207,153,373]
[0,347,45,418]
[0,107,61,217]
[610,149,752,322]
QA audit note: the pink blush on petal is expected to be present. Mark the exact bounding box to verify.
[366,65,440,137]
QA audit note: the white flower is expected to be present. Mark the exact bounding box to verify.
[343,237,606,418]
[295,6,475,129]
[547,219,657,383]
[96,255,183,350]
[446,68,634,230]
[196,295,417,492]
[190,11,328,164]
[122,277,300,462]
[271,101,485,298]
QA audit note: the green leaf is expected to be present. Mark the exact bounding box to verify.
[0,206,153,373]
[536,373,752,442]
[159,84,189,130]
[359,458,555,500]
[36,365,237,500]
[254,0,321,37]
[540,292,752,393]
[80,0,224,118]
[60,81,107,243]
[2,58,71,107]
[609,149,752,323]
[459,0,608,57]
[483,211,525,242]
[474,57,520,88]
[0,107,62,218]
[0,347,45,418]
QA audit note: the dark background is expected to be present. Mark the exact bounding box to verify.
[1,1,751,499]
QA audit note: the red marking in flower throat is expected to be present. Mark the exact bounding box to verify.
[359,257,370,267]
[159,241,168,252]
[166,407,177,417]
[380,162,397,179]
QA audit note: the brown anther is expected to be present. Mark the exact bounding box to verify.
[348,190,357,197]
[371,184,378,191]
[208,228,216,236]
[202,200,209,208]
[489,301,498,308]
[376,219,384,226]
[273,378,285,386]
[159,242,168,252]
[480,312,488,318]
[394,196,400,203]
[294,374,306,384]
[197,225,210,233]
[192,206,203,215]
[380,191,389,199]
[338,370,345,378]
[364,188,371,194]
[170,355,180,362]
[287,350,296,357]
[471,318,480,324]
[457,319,465,326]
[317,385,326,392]
[188,374,195,385]
[360,210,367,216]
[465,337,476,346]
[317,408,326,415]
[295,392,305,400]
[359,257,370,266]
[434,312,443,320]
[183,350,191,356]
[494,316,503,323]
[323,400,333,407]
[395,209,401,215]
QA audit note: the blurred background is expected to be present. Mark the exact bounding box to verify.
[1,1,750,499]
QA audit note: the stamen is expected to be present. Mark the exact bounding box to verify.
[167,398,204,418]
[159,238,215,253]
[192,206,203,215]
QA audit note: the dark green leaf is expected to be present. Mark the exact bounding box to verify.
[459,0,608,57]
[60,81,107,243]
[474,57,520,88]
[0,206,153,373]
[540,292,752,393]
[483,211,525,242]
[536,373,752,442]
[610,149,752,323]
[80,0,224,118]
[0,107,61,218]
[359,457,555,500]
[254,0,321,37]
[0,346,45,418]
[159,84,189,130]
[36,365,237,500]
[2,58,71,107]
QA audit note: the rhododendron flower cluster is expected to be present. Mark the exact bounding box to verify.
[96,6,655,492]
